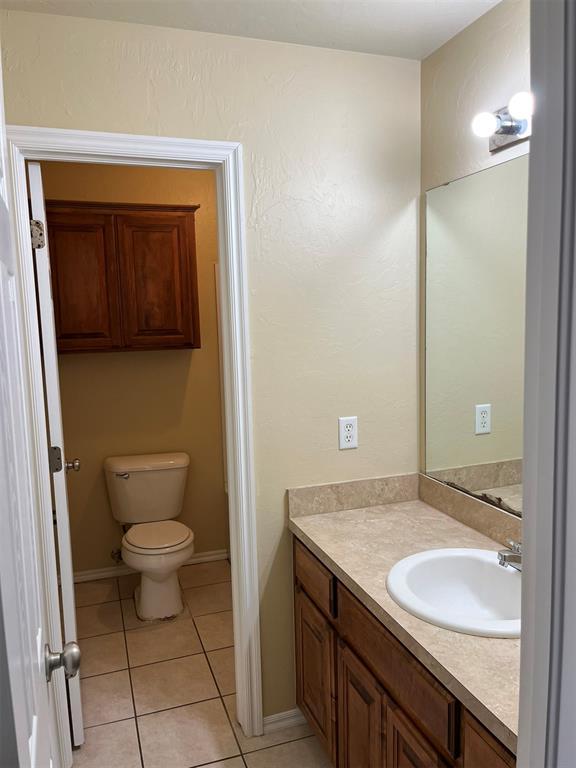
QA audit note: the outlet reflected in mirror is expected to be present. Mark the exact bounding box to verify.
[425,155,529,517]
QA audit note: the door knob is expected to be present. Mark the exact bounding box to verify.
[65,458,81,472]
[45,641,81,682]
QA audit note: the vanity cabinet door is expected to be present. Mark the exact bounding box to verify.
[295,585,337,762]
[387,705,447,768]
[462,713,515,768]
[338,641,385,768]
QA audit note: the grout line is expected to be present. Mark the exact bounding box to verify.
[180,577,232,589]
[188,607,234,620]
[136,694,224,720]
[128,651,206,672]
[83,714,137,731]
[241,733,315,757]
[80,664,129,680]
[191,610,245,760]
[75,596,121,609]
[118,582,145,768]
[78,627,125,641]
[205,646,235,698]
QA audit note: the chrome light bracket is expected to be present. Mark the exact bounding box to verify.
[489,106,531,153]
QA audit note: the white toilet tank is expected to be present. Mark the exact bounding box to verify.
[104,452,190,524]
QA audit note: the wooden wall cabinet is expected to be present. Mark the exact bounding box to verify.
[46,201,200,353]
[293,538,516,768]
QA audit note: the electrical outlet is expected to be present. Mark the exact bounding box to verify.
[339,416,358,450]
[475,404,492,435]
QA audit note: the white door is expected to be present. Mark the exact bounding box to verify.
[27,162,85,748]
[0,58,71,768]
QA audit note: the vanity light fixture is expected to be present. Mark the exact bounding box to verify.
[471,91,533,153]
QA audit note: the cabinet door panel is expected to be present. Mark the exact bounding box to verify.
[117,212,199,349]
[295,586,336,762]
[338,642,384,768]
[337,583,458,758]
[387,706,446,768]
[462,713,515,768]
[47,212,121,351]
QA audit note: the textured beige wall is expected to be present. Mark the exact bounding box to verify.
[426,155,528,471]
[1,12,420,715]
[41,162,228,572]
[421,0,530,192]
[419,0,530,470]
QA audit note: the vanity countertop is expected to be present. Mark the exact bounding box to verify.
[288,499,520,754]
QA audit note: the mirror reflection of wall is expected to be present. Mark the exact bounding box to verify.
[425,154,529,517]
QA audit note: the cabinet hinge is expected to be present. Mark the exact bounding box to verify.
[49,446,63,473]
[30,219,45,249]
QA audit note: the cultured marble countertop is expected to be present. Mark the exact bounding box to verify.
[288,500,520,754]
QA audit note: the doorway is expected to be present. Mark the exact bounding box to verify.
[7,126,262,767]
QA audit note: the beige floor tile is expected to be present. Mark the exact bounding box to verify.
[194,611,234,651]
[223,695,312,754]
[81,670,134,727]
[72,719,141,768]
[244,737,331,768]
[184,582,232,617]
[179,560,231,589]
[126,617,202,667]
[138,698,239,768]
[74,579,119,608]
[131,654,219,715]
[202,761,244,768]
[76,602,123,639]
[207,647,236,695]
[80,632,127,678]
[121,597,190,630]
[118,573,141,599]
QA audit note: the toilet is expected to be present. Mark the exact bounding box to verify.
[104,452,194,620]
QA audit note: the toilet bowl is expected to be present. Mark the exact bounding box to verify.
[122,520,195,620]
[104,452,193,621]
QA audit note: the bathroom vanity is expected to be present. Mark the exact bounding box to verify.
[289,490,519,768]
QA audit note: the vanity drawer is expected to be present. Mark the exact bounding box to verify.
[294,539,336,619]
[336,583,459,759]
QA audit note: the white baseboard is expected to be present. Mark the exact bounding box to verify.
[263,708,307,734]
[73,549,229,583]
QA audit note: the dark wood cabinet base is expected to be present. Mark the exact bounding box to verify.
[293,537,516,768]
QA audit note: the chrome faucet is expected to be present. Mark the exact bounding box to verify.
[497,541,522,571]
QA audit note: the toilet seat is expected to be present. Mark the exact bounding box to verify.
[122,520,194,556]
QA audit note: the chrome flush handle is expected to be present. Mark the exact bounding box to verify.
[65,458,81,472]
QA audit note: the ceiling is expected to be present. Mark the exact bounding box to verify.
[0,0,503,60]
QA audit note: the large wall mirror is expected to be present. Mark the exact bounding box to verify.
[425,154,529,517]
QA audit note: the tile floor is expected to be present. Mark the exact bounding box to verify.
[74,560,330,768]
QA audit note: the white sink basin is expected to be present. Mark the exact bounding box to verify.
[386,548,521,638]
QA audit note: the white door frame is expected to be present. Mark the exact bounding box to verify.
[5,124,263,739]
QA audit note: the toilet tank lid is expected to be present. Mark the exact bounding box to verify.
[104,452,190,473]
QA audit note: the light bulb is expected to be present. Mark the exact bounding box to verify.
[471,111,499,138]
[508,91,534,120]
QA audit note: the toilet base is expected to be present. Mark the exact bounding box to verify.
[135,572,184,621]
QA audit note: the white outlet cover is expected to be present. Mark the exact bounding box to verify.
[475,404,492,435]
[339,416,358,450]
